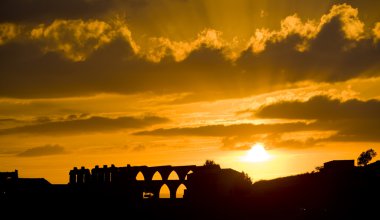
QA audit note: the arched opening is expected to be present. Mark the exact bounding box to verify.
[176,184,187,198]
[185,170,193,180]
[168,170,179,180]
[136,171,145,180]
[152,171,163,180]
[159,184,170,198]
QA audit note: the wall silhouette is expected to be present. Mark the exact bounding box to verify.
[68,164,198,199]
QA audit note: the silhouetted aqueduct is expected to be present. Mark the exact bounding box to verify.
[69,164,199,199]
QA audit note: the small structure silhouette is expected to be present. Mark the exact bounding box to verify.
[0,170,18,183]
[322,160,355,172]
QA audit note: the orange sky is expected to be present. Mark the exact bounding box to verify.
[1,0,380,183]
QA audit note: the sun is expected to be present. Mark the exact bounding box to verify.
[241,143,271,163]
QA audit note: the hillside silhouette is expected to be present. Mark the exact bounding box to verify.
[1,160,380,219]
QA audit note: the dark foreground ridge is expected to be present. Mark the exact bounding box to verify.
[1,160,380,219]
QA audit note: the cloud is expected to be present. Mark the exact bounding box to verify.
[254,95,380,142]
[222,133,322,150]
[142,28,230,62]
[221,136,257,151]
[374,22,380,41]
[135,122,331,150]
[326,119,380,142]
[134,122,315,137]
[17,144,66,157]
[238,16,380,84]
[30,19,138,61]
[321,3,364,40]
[0,23,20,45]
[0,4,380,101]
[21,20,228,62]
[30,19,115,61]
[0,115,169,136]
[248,4,365,54]
[21,4,369,62]
[0,118,20,123]
[255,95,380,120]
[137,95,380,148]
[0,117,26,129]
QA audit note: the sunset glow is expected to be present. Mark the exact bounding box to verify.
[0,0,380,184]
[242,143,271,163]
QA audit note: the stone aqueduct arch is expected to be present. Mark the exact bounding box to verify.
[69,165,198,199]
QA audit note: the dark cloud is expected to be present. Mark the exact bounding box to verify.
[17,144,66,157]
[0,0,115,23]
[318,119,380,142]
[0,0,158,23]
[0,118,25,129]
[134,122,315,137]
[34,116,52,123]
[255,95,380,142]
[0,115,169,136]
[237,18,380,84]
[255,96,380,120]
[0,118,20,123]
[0,39,138,98]
[1,0,379,24]
[0,38,239,99]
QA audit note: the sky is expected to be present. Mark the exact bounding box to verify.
[1,0,380,183]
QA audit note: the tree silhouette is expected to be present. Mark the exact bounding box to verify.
[203,159,219,167]
[242,171,253,185]
[314,166,324,172]
[357,149,377,166]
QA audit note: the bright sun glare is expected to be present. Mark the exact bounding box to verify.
[242,143,271,163]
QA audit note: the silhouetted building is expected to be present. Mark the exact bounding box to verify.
[323,160,355,172]
[0,170,18,183]
[0,170,52,201]
[0,170,19,198]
